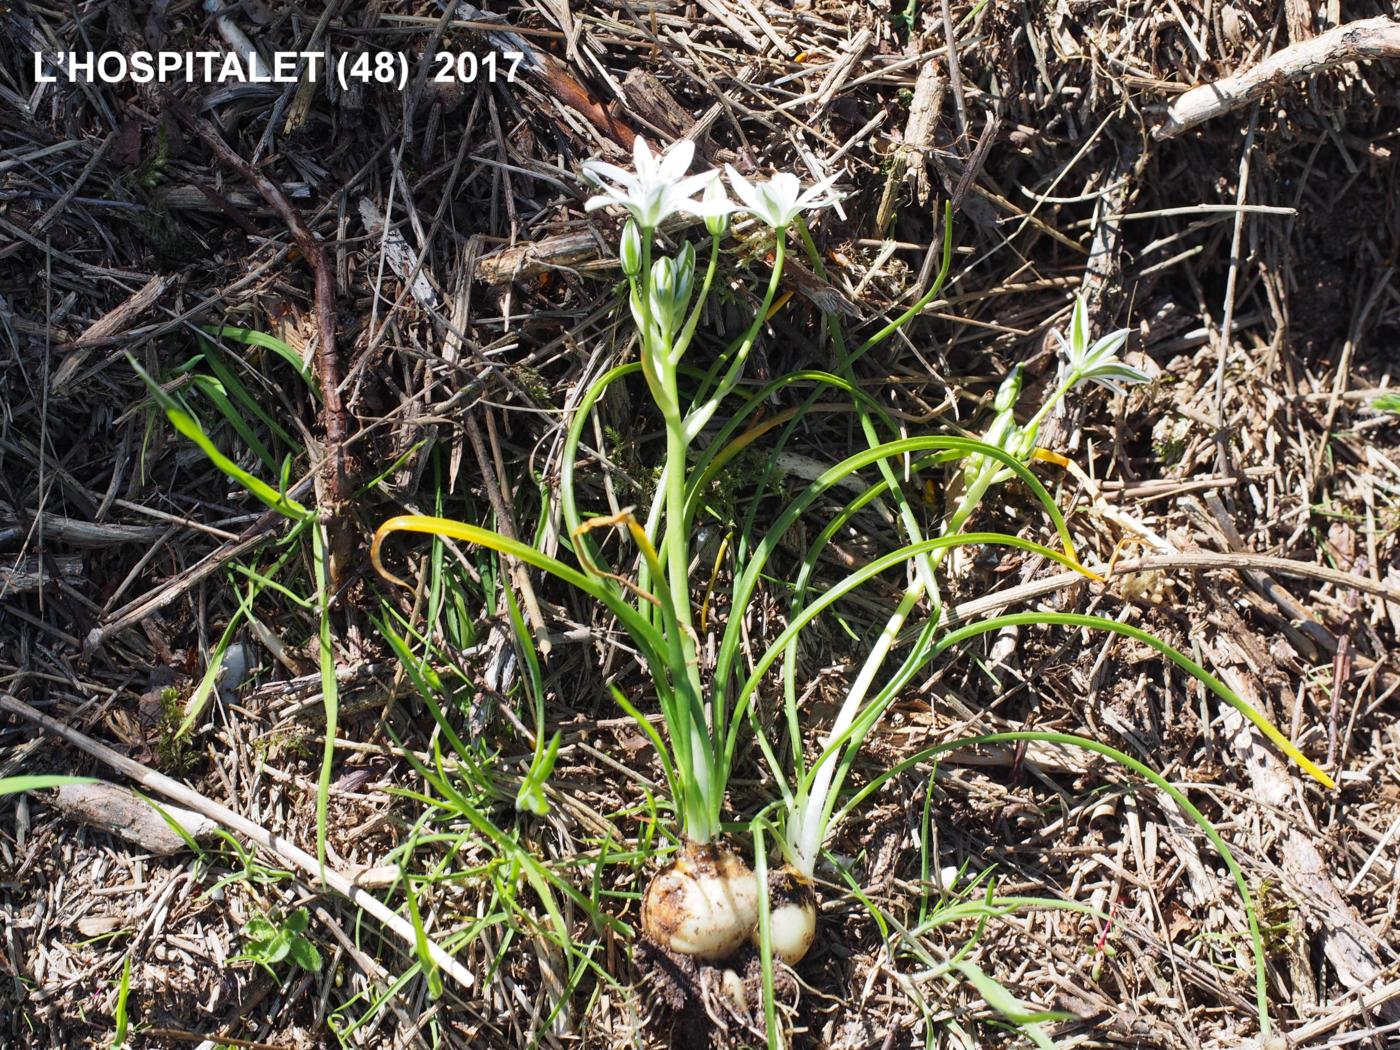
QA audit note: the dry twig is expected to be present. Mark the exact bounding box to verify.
[1156,16,1400,138]
[0,691,478,995]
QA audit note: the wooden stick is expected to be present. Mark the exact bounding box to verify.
[160,90,355,584]
[945,550,1400,630]
[1155,16,1400,139]
[0,691,477,993]
[51,274,168,390]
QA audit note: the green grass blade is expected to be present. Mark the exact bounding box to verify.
[111,954,132,1048]
[932,612,1333,789]
[373,515,669,671]
[406,879,444,999]
[202,325,315,387]
[195,336,301,449]
[129,356,310,521]
[0,775,95,794]
[187,373,279,471]
[833,730,1273,1034]
[954,961,1066,1045]
[715,434,1083,702]
[726,531,1091,765]
[311,522,339,876]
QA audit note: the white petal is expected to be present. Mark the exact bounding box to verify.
[796,171,841,208]
[725,164,764,214]
[1071,298,1089,354]
[1086,330,1129,364]
[633,137,655,176]
[769,173,801,209]
[660,139,696,182]
[678,195,736,218]
[584,193,622,212]
[582,160,638,189]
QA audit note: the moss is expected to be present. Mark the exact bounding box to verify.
[509,364,552,405]
[153,687,199,775]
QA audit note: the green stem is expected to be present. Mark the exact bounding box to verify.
[671,233,720,364]
[1021,373,1077,442]
[791,580,923,871]
[665,408,713,842]
[683,235,786,441]
[795,217,939,595]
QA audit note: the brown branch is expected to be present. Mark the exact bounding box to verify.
[456,0,635,150]
[159,90,354,584]
[946,551,1400,629]
[1155,16,1400,139]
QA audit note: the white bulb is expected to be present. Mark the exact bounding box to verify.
[767,898,817,964]
[755,865,817,965]
[642,842,758,961]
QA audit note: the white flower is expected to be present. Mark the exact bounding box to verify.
[724,165,841,229]
[703,177,732,237]
[1056,296,1147,395]
[582,137,728,230]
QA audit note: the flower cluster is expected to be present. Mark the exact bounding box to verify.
[582,137,841,233]
[581,137,844,424]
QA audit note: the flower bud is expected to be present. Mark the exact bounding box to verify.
[1009,424,1038,460]
[649,257,677,335]
[704,177,731,237]
[994,364,1024,413]
[674,243,696,309]
[620,220,643,277]
[650,256,675,300]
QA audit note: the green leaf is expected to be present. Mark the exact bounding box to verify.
[406,880,444,999]
[188,372,278,472]
[0,775,94,795]
[111,954,132,1049]
[311,523,339,879]
[288,936,322,973]
[1373,392,1400,413]
[955,961,1067,1046]
[515,732,561,816]
[933,612,1334,789]
[202,325,315,387]
[261,935,291,965]
[128,356,310,522]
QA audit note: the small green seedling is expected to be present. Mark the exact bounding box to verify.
[236,907,322,977]
[111,954,132,1049]
[1373,392,1400,413]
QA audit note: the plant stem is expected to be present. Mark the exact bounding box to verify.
[683,237,786,442]
[1022,373,1077,441]
[661,401,714,841]
[792,582,924,871]
[671,233,720,364]
[786,445,1007,874]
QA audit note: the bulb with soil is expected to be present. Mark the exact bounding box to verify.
[642,841,759,960]
[755,865,817,965]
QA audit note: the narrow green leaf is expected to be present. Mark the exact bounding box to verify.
[111,954,132,1049]
[128,356,310,522]
[0,775,94,795]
